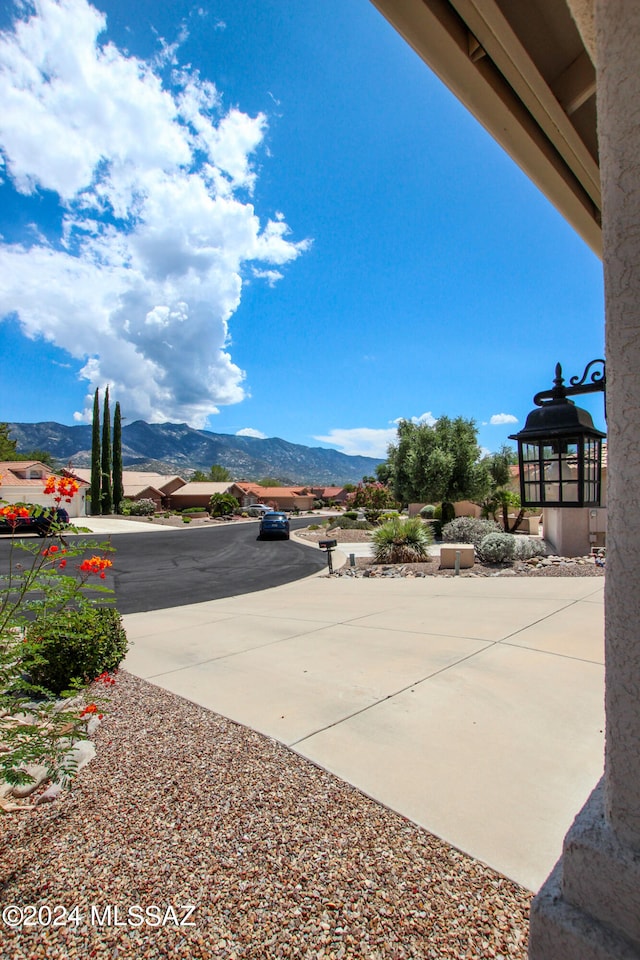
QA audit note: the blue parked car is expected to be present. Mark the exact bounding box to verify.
[258,511,290,540]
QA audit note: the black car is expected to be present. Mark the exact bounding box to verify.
[258,511,290,540]
[0,506,70,537]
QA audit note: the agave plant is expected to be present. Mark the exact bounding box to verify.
[372,517,433,564]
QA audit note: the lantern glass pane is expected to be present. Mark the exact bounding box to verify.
[562,483,579,503]
[544,482,560,501]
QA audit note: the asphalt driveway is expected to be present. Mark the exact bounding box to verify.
[0,517,327,614]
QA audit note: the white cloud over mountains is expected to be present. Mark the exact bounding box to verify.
[314,428,397,459]
[316,413,440,458]
[0,0,309,426]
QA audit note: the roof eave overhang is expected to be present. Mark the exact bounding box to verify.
[370,0,602,257]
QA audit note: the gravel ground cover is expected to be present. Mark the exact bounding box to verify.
[1,672,531,959]
[297,528,605,578]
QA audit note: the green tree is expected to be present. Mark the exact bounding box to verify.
[375,462,393,484]
[258,477,282,487]
[190,465,232,482]
[22,449,57,467]
[112,402,123,514]
[387,416,491,523]
[101,387,112,515]
[209,464,232,481]
[0,423,19,460]
[480,445,523,532]
[208,493,240,517]
[90,389,101,516]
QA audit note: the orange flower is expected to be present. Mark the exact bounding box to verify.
[80,704,98,717]
[0,505,30,524]
[79,555,113,575]
[43,475,80,504]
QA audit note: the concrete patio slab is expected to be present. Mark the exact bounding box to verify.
[124,613,334,679]
[505,598,605,663]
[298,641,604,892]
[122,574,605,893]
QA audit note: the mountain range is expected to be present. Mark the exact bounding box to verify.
[7,421,385,486]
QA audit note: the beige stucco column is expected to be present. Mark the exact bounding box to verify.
[530,1,640,957]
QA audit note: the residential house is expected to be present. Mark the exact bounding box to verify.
[1,461,87,517]
[63,468,185,511]
[311,486,348,504]
[168,482,236,511]
[232,483,316,512]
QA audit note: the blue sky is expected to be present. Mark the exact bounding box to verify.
[0,0,605,460]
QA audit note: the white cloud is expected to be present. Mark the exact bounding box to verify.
[489,413,518,425]
[0,0,310,428]
[392,411,437,427]
[236,427,267,439]
[313,428,396,459]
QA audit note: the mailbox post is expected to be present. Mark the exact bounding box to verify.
[318,539,338,574]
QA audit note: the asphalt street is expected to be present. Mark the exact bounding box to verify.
[0,518,327,614]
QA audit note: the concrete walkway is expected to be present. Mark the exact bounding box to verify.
[122,571,605,892]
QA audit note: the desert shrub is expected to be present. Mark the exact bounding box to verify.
[308,524,320,531]
[328,517,373,531]
[128,498,156,516]
[313,500,324,510]
[442,516,501,548]
[478,532,516,564]
[419,505,436,519]
[182,516,192,524]
[372,517,434,564]
[25,608,128,696]
[343,511,359,520]
[119,499,134,516]
[379,511,401,523]
[513,537,548,560]
[364,508,384,524]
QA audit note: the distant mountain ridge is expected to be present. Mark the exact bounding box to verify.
[7,421,384,486]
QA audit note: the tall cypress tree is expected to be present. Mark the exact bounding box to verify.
[112,401,123,514]
[90,388,101,515]
[101,386,113,514]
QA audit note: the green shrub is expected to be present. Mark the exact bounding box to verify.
[379,511,401,523]
[343,511,359,521]
[129,498,156,516]
[372,517,433,564]
[364,508,384,524]
[478,532,516,564]
[25,608,128,696]
[182,516,192,523]
[419,505,436,519]
[308,524,320,530]
[119,499,134,516]
[442,516,501,548]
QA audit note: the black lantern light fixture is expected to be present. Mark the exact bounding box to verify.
[509,360,606,508]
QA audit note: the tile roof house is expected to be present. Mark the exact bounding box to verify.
[167,482,236,511]
[63,469,185,510]
[1,461,88,517]
[231,483,316,512]
[311,486,349,504]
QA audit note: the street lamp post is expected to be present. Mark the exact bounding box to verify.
[509,360,606,509]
